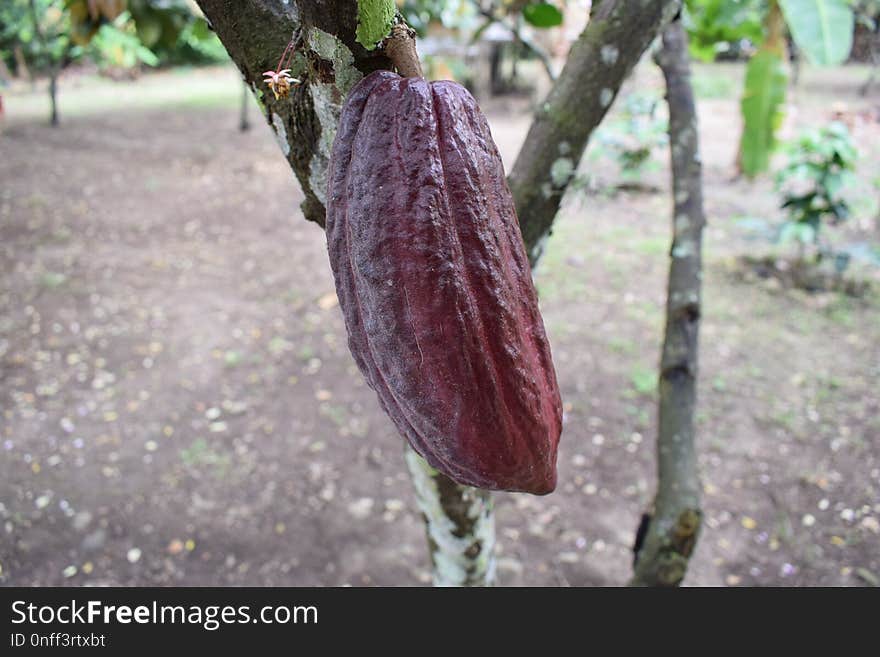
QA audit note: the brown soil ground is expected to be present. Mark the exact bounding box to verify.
[1,63,878,586]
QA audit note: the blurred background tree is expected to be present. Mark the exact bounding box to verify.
[0,0,227,125]
[684,0,858,177]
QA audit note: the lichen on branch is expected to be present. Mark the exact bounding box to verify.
[355,0,395,50]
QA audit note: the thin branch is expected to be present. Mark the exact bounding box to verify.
[630,18,704,587]
[508,0,682,262]
[477,9,557,82]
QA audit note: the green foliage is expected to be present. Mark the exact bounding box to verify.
[355,0,396,50]
[522,2,564,28]
[127,0,190,50]
[688,0,856,179]
[775,121,858,260]
[0,1,36,61]
[403,0,563,39]
[778,0,854,65]
[740,49,788,177]
[1,1,74,71]
[87,13,159,68]
[684,0,764,62]
[0,0,220,73]
[185,20,226,60]
[64,0,126,47]
[159,17,228,65]
[594,93,668,181]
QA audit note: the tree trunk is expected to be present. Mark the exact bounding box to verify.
[630,19,704,587]
[28,0,60,126]
[490,43,503,95]
[48,71,59,127]
[405,447,496,586]
[239,79,251,131]
[508,0,682,264]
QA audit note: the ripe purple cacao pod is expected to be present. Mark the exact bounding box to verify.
[326,70,562,494]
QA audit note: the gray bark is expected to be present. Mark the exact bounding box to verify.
[48,72,58,127]
[630,19,704,587]
[508,0,681,263]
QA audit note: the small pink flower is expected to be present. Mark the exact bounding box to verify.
[263,69,300,100]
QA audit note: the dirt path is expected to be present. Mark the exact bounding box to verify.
[1,65,878,586]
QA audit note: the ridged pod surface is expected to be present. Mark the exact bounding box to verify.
[326,71,562,494]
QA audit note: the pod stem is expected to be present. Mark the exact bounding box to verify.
[384,23,423,78]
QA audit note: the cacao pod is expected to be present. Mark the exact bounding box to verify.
[326,71,562,494]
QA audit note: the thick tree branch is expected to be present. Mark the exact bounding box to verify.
[508,0,681,262]
[630,19,704,587]
[196,1,391,226]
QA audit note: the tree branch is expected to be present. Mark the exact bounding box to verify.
[630,19,704,587]
[477,8,557,83]
[196,0,391,227]
[508,0,681,262]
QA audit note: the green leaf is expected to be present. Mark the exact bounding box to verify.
[189,17,212,42]
[740,50,788,177]
[522,3,564,28]
[134,13,162,48]
[778,0,854,66]
[356,0,395,50]
[684,0,764,61]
